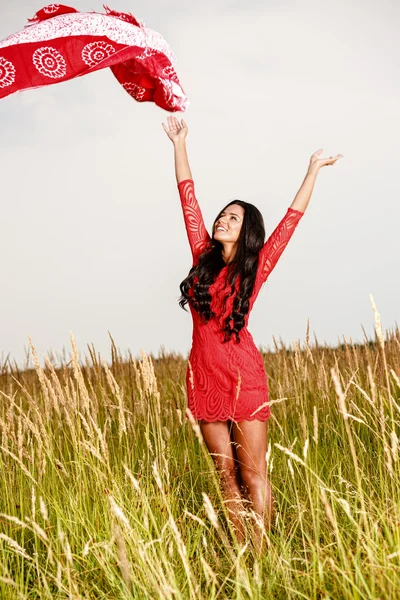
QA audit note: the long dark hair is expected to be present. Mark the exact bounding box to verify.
[179,200,265,342]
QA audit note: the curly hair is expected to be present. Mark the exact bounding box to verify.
[179,199,265,342]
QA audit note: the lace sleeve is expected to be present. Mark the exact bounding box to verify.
[257,207,304,283]
[177,179,211,264]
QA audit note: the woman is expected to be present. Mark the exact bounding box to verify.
[162,116,342,548]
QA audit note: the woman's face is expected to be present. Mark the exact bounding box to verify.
[213,203,245,243]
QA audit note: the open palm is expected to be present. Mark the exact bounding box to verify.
[162,116,188,143]
[309,149,343,171]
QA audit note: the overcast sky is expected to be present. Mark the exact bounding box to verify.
[0,0,399,366]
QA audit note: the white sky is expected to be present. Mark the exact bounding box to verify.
[0,0,399,365]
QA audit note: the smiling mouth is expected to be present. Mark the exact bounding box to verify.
[216,226,226,232]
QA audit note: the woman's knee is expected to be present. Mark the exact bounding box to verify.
[239,466,267,493]
[216,458,239,486]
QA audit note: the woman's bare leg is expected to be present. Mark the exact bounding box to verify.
[231,419,273,553]
[199,419,246,543]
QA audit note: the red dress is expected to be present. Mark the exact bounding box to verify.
[178,179,304,423]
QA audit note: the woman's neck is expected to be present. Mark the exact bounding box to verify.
[222,243,238,264]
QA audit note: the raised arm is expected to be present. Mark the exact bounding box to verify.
[162,116,211,262]
[257,207,304,283]
[290,148,342,212]
[258,148,343,283]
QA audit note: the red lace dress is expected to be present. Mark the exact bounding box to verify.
[178,179,304,423]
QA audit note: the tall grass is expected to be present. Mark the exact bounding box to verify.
[0,299,399,598]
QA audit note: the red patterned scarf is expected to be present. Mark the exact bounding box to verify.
[0,4,188,111]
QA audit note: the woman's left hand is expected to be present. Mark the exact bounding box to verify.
[308,149,343,174]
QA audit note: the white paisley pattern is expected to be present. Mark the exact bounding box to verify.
[0,11,188,108]
[0,57,16,88]
[81,41,116,67]
[0,13,175,64]
[135,47,158,61]
[122,82,146,100]
[32,46,66,78]
[43,4,61,14]
[162,65,178,82]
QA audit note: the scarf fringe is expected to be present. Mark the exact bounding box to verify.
[103,5,142,28]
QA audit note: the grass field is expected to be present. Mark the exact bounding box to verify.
[1,300,399,599]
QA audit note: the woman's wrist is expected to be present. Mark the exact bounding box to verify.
[306,164,319,178]
[173,138,187,149]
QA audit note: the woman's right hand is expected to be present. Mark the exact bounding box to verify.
[307,149,343,175]
[162,116,188,144]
